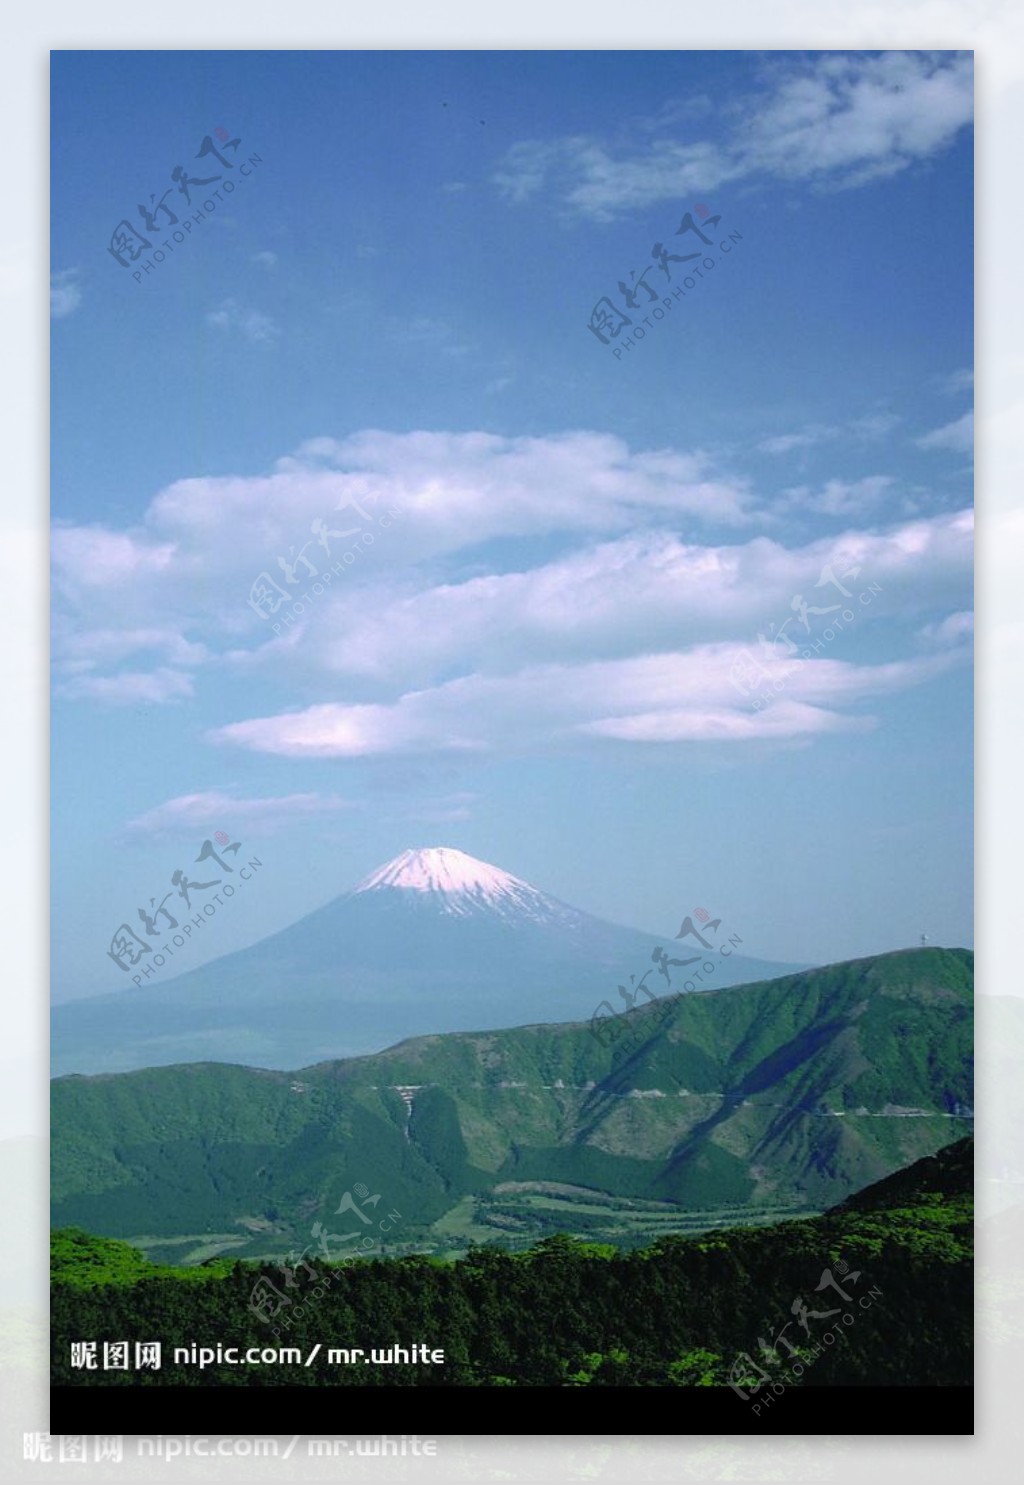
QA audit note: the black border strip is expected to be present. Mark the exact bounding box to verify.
[51,1385,974,1436]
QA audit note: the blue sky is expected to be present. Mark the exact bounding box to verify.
[51,49,973,1002]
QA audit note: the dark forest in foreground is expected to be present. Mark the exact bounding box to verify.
[53,1138,971,1388]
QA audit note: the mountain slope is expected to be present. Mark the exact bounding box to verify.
[51,947,973,1259]
[52,846,804,1075]
[828,1126,974,1213]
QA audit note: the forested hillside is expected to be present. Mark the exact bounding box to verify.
[52,1138,972,1388]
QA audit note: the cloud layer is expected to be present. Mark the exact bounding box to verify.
[122,788,352,838]
[209,644,966,759]
[495,52,973,220]
[51,421,972,765]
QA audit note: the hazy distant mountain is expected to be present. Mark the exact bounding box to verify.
[52,847,805,1075]
[51,946,973,1260]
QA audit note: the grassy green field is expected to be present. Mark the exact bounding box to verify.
[125,1186,824,1265]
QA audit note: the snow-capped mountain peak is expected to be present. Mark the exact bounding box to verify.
[353,847,569,921]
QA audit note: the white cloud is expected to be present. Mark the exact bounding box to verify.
[50,270,81,319]
[936,368,973,396]
[51,525,176,598]
[207,298,279,344]
[55,668,194,705]
[849,413,903,440]
[758,428,834,456]
[251,251,277,268]
[496,52,972,220]
[122,788,351,837]
[757,413,901,457]
[48,428,753,709]
[738,51,973,189]
[916,410,974,454]
[49,433,970,718]
[55,627,207,673]
[208,643,966,760]
[201,500,971,760]
[139,429,752,573]
[781,475,896,517]
[496,137,731,220]
[918,610,974,647]
[284,509,970,687]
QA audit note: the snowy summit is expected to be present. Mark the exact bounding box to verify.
[353,846,570,922]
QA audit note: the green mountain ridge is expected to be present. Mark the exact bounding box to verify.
[51,947,973,1261]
